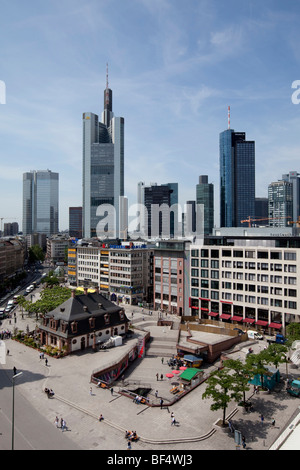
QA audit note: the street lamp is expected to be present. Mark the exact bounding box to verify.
[12,371,23,450]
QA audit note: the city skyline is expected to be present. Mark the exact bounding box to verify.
[1,1,300,230]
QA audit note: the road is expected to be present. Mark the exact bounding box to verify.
[0,367,81,450]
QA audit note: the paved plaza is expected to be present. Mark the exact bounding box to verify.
[1,303,300,451]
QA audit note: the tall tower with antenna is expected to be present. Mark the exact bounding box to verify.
[219,107,255,227]
[82,66,125,239]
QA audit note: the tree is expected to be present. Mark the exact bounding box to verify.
[222,358,253,406]
[202,367,243,426]
[28,245,45,263]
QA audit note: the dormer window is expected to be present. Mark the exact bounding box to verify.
[89,317,96,329]
[119,310,125,320]
[104,313,110,324]
[71,321,78,333]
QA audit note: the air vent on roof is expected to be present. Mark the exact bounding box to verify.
[83,306,88,312]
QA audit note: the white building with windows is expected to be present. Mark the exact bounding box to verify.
[189,235,300,334]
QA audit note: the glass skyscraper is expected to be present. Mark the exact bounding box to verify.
[220,129,255,227]
[196,175,214,234]
[22,170,59,237]
[82,73,124,238]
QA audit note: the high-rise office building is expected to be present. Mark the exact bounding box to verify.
[139,182,178,239]
[282,171,300,223]
[219,120,255,227]
[22,170,59,237]
[69,207,82,238]
[196,175,214,234]
[82,69,124,238]
[268,180,293,226]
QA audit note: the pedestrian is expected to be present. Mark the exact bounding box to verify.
[45,358,48,366]
[260,414,264,423]
[155,390,158,398]
[99,414,104,421]
[171,416,176,426]
[161,357,164,364]
[13,366,17,375]
[111,387,114,395]
[127,440,131,450]
[156,373,159,381]
[7,349,9,355]
[55,416,59,428]
[90,387,93,395]
[160,398,164,409]
[61,419,66,432]
[242,435,246,449]
[271,418,275,426]
[160,374,163,381]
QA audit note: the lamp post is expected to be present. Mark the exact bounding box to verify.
[12,371,23,450]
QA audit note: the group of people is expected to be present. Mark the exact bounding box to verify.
[44,387,54,398]
[133,394,148,404]
[125,430,138,441]
[55,416,67,431]
[0,330,12,339]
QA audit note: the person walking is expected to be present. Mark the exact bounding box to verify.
[160,398,164,409]
[111,387,114,395]
[156,373,159,381]
[55,416,59,428]
[260,414,264,423]
[61,419,66,432]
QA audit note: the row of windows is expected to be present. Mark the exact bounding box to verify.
[191,249,297,260]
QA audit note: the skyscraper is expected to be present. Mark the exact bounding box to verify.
[268,180,293,226]
[82,69,124,238]
[22,170,59,237]
[138,182,178,238]
[196,175,214,234]
[282,171,300,223]
[219,120,255,227]
[69,207,82,238]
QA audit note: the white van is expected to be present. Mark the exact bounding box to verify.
[247,330,263,340]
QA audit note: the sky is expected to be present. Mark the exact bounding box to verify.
[1,0,300,231]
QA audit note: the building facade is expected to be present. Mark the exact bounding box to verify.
[82,74,124,239]
[22,170,59,237]
[189,235,300,334]
[220,129,255,227]
[69,207,82,238]
[39,289,129,355]
[138,182,178,239]
[268,180,293,226]
[196,175,214,234]
[153,240,191,315]
[68,242,153,305]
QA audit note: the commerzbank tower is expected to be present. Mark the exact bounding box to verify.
[82,67,125,239]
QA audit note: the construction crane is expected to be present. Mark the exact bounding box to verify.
[288,216,300,228]
[240,216,291,228]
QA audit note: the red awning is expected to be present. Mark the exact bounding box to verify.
[231,315,243,322]
[268,322,282,329]
[255,320,268,326]
[243,318,256,324]
[209,312,219,317]
[220,314,231,320]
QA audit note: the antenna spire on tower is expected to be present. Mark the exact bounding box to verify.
[106,62,109,89]
[228,105,230,129]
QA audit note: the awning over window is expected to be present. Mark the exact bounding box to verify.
[231,315,243,322]
[209,312,219,317]
[220,314,231,320]
[243,318,256,324]
[268,322,282,329]
[255,320,268,326]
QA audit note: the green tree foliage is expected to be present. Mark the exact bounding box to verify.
[28,244,45,263]
[202,367,244,426]
[19,286,72,315]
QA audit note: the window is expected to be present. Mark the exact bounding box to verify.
[191,268,199,277]
[284,252,296,260]
[191,288,199,297]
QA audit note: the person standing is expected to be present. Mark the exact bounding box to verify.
[55,416,59,428]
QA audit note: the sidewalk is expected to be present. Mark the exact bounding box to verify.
[1,304,300,450]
